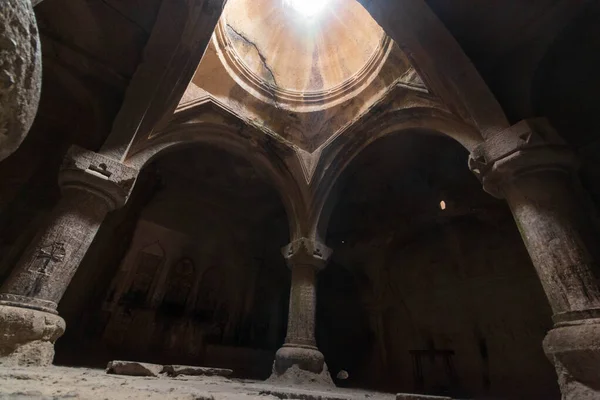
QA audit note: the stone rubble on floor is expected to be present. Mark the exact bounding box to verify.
[163,364,234,377]
[106,360,234,378]
[397,395,452,400]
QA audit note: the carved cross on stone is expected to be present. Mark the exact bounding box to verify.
[29,242,66,275]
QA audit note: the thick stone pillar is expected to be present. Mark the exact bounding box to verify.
[0,0,42,161]
[470,118,600,399]
[0,146,137,366]
[271,238,333,385]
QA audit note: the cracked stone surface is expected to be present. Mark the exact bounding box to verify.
[221,0,385,94]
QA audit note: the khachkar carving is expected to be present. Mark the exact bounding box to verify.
[0,0,42,161]
[0,146,138,366]
[28,242,66,276]
[470,118,600,399]
[269,238,335,386]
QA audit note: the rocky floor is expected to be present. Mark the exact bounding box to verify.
[0,365,401,400]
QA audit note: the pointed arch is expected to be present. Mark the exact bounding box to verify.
[124,105,309,241]
[311,107,481,240]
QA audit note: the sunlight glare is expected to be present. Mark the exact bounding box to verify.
[283,0,329,17]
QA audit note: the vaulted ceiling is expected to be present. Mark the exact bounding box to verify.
[29,0,600,158]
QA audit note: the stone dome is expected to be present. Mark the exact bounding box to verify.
[215,0,391,111]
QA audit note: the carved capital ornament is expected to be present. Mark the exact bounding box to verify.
[469,118,578,198]
[282,238,332,270]
[59,146,139,210]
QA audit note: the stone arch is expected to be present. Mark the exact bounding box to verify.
[312,108,481,241]
[124,119,308,241]
[311,124,555,397]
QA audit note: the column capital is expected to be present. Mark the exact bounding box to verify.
[468,118,579,198]
[58,146,138,210]
[282,238,332,270]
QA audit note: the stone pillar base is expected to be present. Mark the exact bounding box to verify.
[269,344,334,387]
[544,319,600,399]
[0,305,65,366]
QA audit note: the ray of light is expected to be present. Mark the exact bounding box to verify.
[283,0,329,17]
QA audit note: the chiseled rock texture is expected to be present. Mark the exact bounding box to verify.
[0,0,42,161]
[106,360,164,377]
[397,395,452,400]
[0,305,65,367]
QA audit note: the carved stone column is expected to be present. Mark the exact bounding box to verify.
[0,146,137,366]
[271,238,333,385]
[470,118,600,399]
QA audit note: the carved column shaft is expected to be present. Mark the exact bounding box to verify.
[0,147,137,313]
[471,118,600,399]
[271,238,333,382]
[503,167,600,319]
[0,188,111,313]
[286,264,318,346]
[0,146,137,366]
[471,119,600,321]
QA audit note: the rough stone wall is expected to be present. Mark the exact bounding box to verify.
[319,219,558,399]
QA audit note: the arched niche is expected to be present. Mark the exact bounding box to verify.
[314,130,558,398]
[56,141,293,379]
[125,115,309,241]
[311,108,481,241]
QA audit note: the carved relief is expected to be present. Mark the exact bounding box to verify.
[28,242,67,276]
